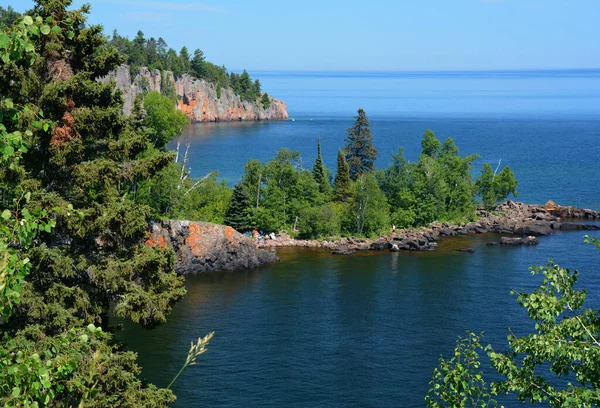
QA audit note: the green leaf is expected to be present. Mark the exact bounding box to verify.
[51,26,62,34]
[12,387,20,397]
[40,25,51,35]
[45,16,53,24]
[5,98,13,108]
[79,334,88,343]
[66,30,74,40]
[23,16,33,26]
[43,123,49,132]
[24,42,35,53]
[1,209,10,220]
[44,224,51,233]
[30,25,40,37]
[0,33,9,48]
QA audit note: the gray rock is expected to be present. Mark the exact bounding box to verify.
[501,237,523,246]
[145,220,278,274]
[101,64,288,122]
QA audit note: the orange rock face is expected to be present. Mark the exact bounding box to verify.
[144,220,278,274]
[102,65,289,123]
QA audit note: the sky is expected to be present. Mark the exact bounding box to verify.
[4,0,600,71]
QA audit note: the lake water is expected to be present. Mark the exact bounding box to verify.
[124,70,600,407]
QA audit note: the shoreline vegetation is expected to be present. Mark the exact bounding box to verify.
[256,200,600,255]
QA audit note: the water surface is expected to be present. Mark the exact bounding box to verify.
[127,70,600,406]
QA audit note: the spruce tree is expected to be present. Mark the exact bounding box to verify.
[224,183,252,232]
[312,138,331,195]
[335,149,352,202]
[344,108,378,181]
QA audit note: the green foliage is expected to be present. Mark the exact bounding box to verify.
[312,138,331,196]
[429,241,600,407]
[376,131,481,228]
[344,108,378,181]
[136,161,231,223]
[475,163,518,209]
[426,332,498,407]
[488,256,600,407]
[422,129,441,157]
[0,2,188,405]
[191,48,206,78]
[109,30,259,99]
[143,91,188,148]
[346,173,388,236]
[224,183,252,232]
[298,203,341,239]
[1,324,176,407]
[0,6,21,29]
[261,92,271,109]
[334,149,352,203]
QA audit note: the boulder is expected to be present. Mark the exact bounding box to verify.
[145,220,278,274]
[515,222,553,236]
[332,248,356,256]
[370,240,388,251]
[501,237,523,246]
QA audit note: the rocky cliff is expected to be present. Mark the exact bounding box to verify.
[145,220,278,274]
[102,64,289,122]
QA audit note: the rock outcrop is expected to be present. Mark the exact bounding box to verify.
[145,220,278,274]
[101,64,289,122]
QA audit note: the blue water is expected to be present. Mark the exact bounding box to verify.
[173,70,600,208]
[122,70,600,407]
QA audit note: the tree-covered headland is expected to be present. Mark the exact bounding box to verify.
[223,109,518,238]
[109,29,270,103]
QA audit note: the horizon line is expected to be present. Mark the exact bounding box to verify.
[237,67,600,73]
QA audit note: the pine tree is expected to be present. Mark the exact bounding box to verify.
[191,48,206,78]
[179,46,191,73]
[335,149,352,202]
[224,183,252,231]
[239,70,252,100]
[261,92,271,109]
[312,138,331,195]
[344,108,378,180]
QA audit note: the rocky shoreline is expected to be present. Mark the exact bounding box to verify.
[258,201,600,255]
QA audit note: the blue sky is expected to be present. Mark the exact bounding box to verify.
[4,0,600,71]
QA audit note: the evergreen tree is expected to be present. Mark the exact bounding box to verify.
[0,2,189,405]
[253,79,261,98]
[239,70,252,100]
[224,183,252,232]
[312,138,331,195]
[344,108,378,180]
[261,92,271,109]
[179,46,191,73]
[334,149,352,202]
[191,48,206,78]
[0,5,20,28]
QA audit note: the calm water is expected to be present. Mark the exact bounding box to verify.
[123,71,600,407]
[173,70,600,209]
